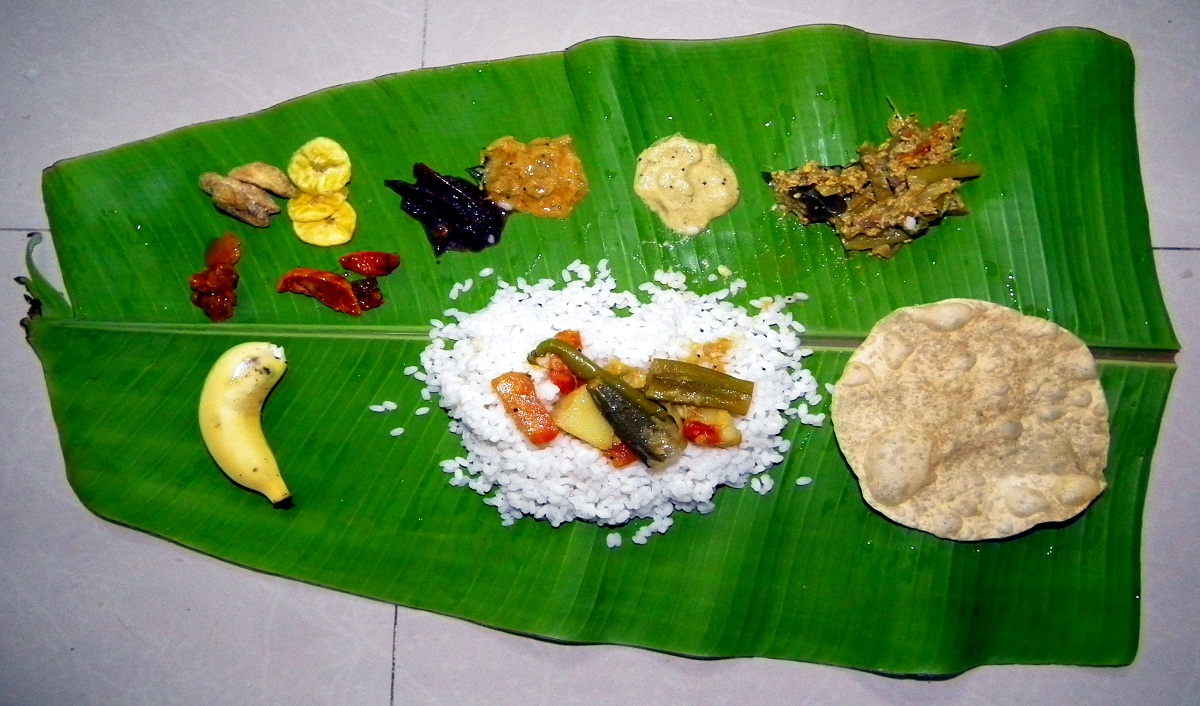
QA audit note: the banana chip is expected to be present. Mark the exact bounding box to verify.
[288,137,352,194]
[292,201,357,247]
[286,137,356,245]
[288,188,349,223]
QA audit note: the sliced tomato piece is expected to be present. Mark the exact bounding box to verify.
[603,441,639,469]
[491,372,558,446]
[547,355,580,395]
[277,267,362,316]
[546,329,584,394]
[554,329,582,349]
[682,420,723,446]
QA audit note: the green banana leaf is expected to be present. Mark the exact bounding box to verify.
[28,25,1177,676]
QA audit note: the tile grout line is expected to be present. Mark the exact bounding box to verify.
[419,0,428,69]
[394,7,425,701]
[390,605,398,706]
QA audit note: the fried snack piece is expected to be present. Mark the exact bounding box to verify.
[199,172,280,227]
[229,162,297,198]
[288,137,352,194]
[831,299,1109,541]
[292,201,357,247]
[479,135,589,218]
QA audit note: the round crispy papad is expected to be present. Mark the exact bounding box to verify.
[831,299,1110,541]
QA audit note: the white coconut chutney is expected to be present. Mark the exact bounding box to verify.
[634,135,739,235]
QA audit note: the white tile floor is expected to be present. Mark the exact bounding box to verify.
[2,2,1197,704]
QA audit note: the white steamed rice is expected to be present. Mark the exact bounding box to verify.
[418,259,823,540]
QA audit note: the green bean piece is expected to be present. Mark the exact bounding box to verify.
[908,161,982,185]
[529,338,604,379]
[843,228,912,250]
[643,359,754,415]
[647,359,754,393]
[587,379,686,470]
[529,338,669,420]
[646,383,753,415]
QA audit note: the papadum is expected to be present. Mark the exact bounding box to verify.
[831,299,1110,541]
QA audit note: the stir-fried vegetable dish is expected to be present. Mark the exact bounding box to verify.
[765,111,981,257]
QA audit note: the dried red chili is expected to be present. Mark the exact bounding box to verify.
[189,233,241,322]
[339,251,401,277]
[277,268,362,316]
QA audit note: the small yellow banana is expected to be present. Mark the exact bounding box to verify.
[198,342,291,507]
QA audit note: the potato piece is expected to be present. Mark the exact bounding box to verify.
[605,360,646,388]
[552,387,614,450]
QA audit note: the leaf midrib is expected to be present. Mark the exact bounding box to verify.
[35,318,1180,364]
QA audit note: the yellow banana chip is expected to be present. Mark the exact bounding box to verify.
[288,188,349,223]
[288,137,352,194]
[292,201,357,247]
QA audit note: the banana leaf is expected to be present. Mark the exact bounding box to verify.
[27,25,1177,675]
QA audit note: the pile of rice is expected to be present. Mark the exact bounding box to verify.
[418,260,824,543]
